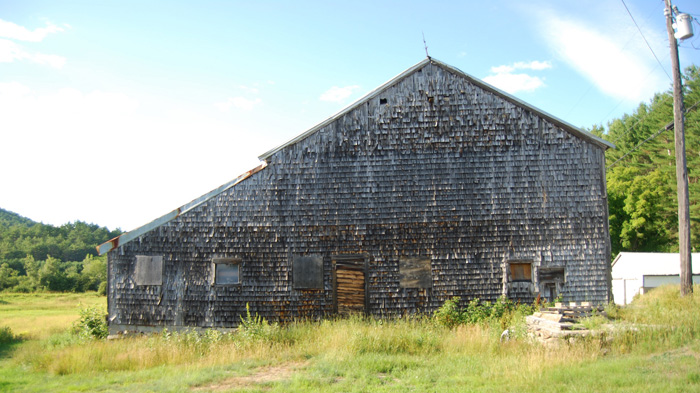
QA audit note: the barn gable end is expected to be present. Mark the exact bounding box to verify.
[102,58,613,333]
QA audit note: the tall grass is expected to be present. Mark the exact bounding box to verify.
[5,286,700,391]
[608,284,700,354]
[11,312,575,378]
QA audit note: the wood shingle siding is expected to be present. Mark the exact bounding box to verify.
[103,59,613,333]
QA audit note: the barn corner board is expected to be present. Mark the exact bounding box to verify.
[100,58,613,334]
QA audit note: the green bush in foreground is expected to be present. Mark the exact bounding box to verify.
[0,325,17,344]
[237,303,280,342]
[433,296,535,332]
[72,306,108,339]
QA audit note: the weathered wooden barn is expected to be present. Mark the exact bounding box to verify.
[99,58,614,334]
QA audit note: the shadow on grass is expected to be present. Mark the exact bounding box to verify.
[0,340,24,359]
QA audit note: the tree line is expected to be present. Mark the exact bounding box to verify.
[0,208,122,293]
[595,65,700,257]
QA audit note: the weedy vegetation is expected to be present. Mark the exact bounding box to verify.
[1,286,699,392]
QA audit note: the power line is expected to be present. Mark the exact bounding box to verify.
[606,99,700,170]
[606,122,672,170]
[620,0,672,81]
[608,95,673,145]
[600,63,672,130]
[566,3,661,122]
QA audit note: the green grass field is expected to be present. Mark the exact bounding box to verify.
[0,292,105,339]
[1,288,699,392]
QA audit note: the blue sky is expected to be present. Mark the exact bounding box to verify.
[1,0,699,231]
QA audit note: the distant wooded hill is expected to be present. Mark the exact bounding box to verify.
[0,208,122,293]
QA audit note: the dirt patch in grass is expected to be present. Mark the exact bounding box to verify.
[193,361,308,391]
[651,345,700,361]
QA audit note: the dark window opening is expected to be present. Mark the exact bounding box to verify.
[510,262,532,282]
[214,258,241,285]
[379,98,387,105]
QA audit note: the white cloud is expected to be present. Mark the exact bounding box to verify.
[0,38,66,68]
[319,85,360,103]
[534,8,667,104]
[238,85,259,94]
[491,60,552,74]
[483,72,546,94]
[0,83,139,139]
[0,82,269,230]
[0,19,65,42]
[215,96,262,112]
[0,18,67,68]
[0,81,30,96]
[520,60,552,71]
[484,60,550,94]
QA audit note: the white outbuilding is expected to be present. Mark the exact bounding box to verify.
[611,252,700,305]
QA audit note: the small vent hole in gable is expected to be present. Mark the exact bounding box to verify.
[379,98,387,105]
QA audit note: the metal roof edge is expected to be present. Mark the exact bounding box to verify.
[258,58,433,161]
[611,252,625,268]
[97,162,267,255]
[428,58,616,151]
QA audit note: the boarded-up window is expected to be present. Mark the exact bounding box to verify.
[213,258,240,285]
[510,262,532,282]
[399,257,432,288]
[134,255,163,285]
[293,255,323,289]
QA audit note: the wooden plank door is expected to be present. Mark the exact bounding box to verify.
[333,256,366,315]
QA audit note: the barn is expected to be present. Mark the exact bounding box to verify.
[98,58,614,334]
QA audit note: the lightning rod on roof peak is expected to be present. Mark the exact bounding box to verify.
[422,32,431,59]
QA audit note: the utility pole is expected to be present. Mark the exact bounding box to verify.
[664,0,693,295]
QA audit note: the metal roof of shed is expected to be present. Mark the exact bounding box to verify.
[612,252,700,279]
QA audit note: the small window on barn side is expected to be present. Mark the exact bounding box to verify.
[292,255,323,289]
[399,257,432,288]
[213,258,241,285]
[509,262,532,282]
[134,255,163,286]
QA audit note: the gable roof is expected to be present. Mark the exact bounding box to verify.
[258,57,614,161]
[98,57,614,255]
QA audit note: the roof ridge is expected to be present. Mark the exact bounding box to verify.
[258,58,614,161]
